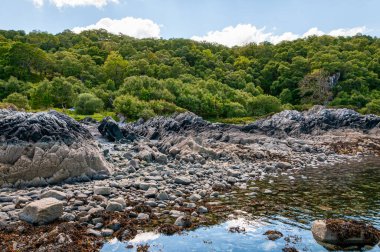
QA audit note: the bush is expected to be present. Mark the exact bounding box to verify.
[75,93,104,115]
[365,99,380,114]
[247,95,282,116]
[114,94,149,120]
[223,101,247,117]
[3,92,30,109]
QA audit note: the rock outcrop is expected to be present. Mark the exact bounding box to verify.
[0,110,112,187]
[98,117,124,142]
[242,106,380,137]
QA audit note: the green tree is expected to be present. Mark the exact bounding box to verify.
[247,95,282,116]
[103,51,128,87]
[75,93,104,115]
[4,92,30,109]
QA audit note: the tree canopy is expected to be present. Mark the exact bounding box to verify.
[0,29,379,118]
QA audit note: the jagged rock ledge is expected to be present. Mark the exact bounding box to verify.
[0,110,112,188]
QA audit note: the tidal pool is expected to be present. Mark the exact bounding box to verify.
[102,157,380,252]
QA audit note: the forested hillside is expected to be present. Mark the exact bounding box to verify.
[0,29,379,120]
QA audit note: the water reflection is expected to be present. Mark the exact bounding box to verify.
[102,157,380,252]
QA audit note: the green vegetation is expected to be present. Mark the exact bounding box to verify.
[0,29,379,121]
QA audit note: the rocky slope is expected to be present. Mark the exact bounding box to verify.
[0,110,112,187]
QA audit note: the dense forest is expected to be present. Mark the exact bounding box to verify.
[0,29,379,121]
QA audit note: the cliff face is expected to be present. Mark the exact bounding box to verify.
[0,110,112,187]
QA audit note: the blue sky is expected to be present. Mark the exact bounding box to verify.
[0,0,379,46]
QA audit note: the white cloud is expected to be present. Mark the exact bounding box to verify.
[33,0,118,8]
[302,27,324,37]
[191,24,368,47]
[328,26,367,36]
[72,17,161,38]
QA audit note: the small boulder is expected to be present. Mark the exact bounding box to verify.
[174,176,191,185]
[40,190,67,201]
[189,194,202,202]
[312,219,380,249]
[144,187,158,198]
[157,192,169,201]
[174,216,192,228]
[197,206,208,214]
[94,186,112,196]
[19,198,63,225]
[106,202,124,212]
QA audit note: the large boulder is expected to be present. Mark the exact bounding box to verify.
[312,219,380,249]
[98,117,124,142]
[19,198,63,225]
[0,110,112,187]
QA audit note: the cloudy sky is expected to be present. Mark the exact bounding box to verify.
[0,0,379,46]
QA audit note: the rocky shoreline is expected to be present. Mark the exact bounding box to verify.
[0,106,380,251]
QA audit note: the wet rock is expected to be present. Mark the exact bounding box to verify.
[174,216,192,228]
[264,230,283,241]
[311,219,380,249]
[19,198,63,225]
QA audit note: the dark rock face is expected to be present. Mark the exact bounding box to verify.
[119,112,231,140]
[242,106,380,137]
[106,107,380,142]
[98,117,124,142]
[0,110,91,146]
[0,109,112,187]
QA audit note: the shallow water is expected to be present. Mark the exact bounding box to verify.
[102,157,380,252]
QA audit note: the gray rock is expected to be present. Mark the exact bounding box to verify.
[87,228,102,237]
[174,216,192,227]
[157,192,169,201]
[174,176,191,185]
[61,213,76,222]
[137,213,150,220]
[1,204,15,212]
[144,187,158,198]
[101,228,114,237]
[197,206,208,214]
[94,186,112,196]
[106,202,124,212]
[19,198,63,225]
[189,194,202,202]
[40,190,67,200]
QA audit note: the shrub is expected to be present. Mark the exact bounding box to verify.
[365,99,380,115]
[247,95,282,116]
[3,92,30,109]
[75,93,104,115]
[223,101,247,117]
